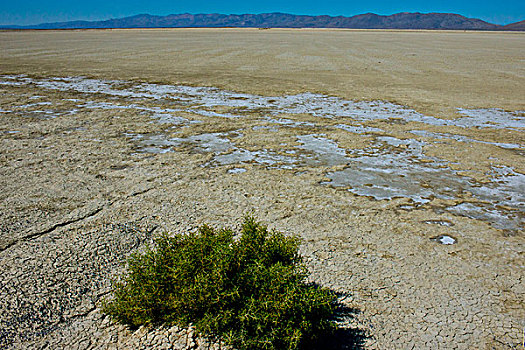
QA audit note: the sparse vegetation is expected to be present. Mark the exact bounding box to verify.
[103,217,337,350]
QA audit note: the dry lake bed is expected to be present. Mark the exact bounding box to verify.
[0,29,524,349]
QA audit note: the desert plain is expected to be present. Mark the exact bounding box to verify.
[0,29,524,349]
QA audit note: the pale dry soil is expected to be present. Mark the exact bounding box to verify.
[1,28,524,118]
[0,29,524,349]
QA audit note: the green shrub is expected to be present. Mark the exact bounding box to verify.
[102,216,337,350]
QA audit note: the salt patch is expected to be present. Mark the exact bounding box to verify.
[446,202,523,233]
[250,150,297,167]
[180,133,233,153]
[467,166,525,211]
[410,130,522,150]
[436,235,456,245]
[128,132,235,156]
[80,101,181,114]
[0,80,26,86]
[296,134,348,167]
[228,168,247,174]
[150,114,190,125]
[398,204,418,210]
[2,75,524,130]
[323,139,524,232]
[252,125,279,132]
[141,146,172,154]
[20,110,59,119]
[19,101,52,108]
[266,117,316,128]
[322,136,469,203]
[214,149,255,164]
[376,136,424,149]
[81,101,195,125]
[423,220,454,227]
[456,108,525,130]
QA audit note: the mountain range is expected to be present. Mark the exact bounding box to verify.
[2,12,524,31]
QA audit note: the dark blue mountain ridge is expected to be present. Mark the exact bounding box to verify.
[1,12,523,30]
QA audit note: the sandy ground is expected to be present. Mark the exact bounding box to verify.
[0,29,523,349]
[1,28,524,116]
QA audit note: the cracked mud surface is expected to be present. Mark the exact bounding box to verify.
[0,29,524,349]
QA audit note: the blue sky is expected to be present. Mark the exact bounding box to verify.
[1,0,523,25]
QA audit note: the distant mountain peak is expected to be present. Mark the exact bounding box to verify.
[502,20,525,31]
